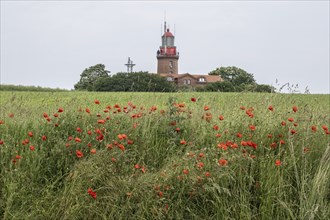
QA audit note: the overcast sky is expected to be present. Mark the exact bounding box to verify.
[1,1,329,93]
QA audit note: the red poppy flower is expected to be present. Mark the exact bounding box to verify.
[86,108,91,114]
[292,106,298,112]
[275,159,282,166]
[191,97,196,102]
[183,169,189,174]
[218,159,228,166]
[0,140,4,145]
[196,162,204,169]
[127,140,134,145]
[204,106,210,111]
[311,125,317,132]
[205,172,211,177]
[87,188,97,199]
[249,125,256,131]
[58,108,64,113]
[279,140,285,145]
[288,118,294,122]
[158,191,163,198]
[90,149,96,154]
[42,135,47,141]
[29,145,35,151]
[268,105,274,111]
[94,100,100,105]
[240,106,246,110]
[76,127,82,132]
[28,131,33,137]
[218,115,224,121]
[213,125,219,130]
[118,144,125,152]
[43,112,48,118]
[75,137,82,143]
[97,119,106,124]
[54,113,59,118]
[134,164,140,169]
[76,150,83,158]
[180,140,186,145]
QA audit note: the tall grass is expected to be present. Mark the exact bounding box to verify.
[0,91,329,219]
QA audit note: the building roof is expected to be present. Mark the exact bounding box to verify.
[159,73,223,83]
[163,29,174,37]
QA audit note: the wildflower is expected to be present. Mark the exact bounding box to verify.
[97,119,106,124]
[292,106,298,112]
[8,113,14,118]
[87,188,97,199]
[0,140,4,145]
[281,121,286,126]
[76,150,83,158]
[279,140,285,145]
[134,164,140,169]
[43,112,48,118]
[249,125,256,131]
[275,159,282,166]
[54,113,59,117]
[0,120,4,125]
[191,97,196,102]
[75,137,82,143]
[180,140,186,145]
[205,172,211,177]
[158,191,163,198]
[183,169,189,174]
[321,125,328,131]
[94,100,100,105]
[267,134,272,138]
[86,108,91,113]
[76,127,82,132]
[204,106,210,111]
[28,131,33,137]
[288,118,294,122]
[15,155,21,160]
[118,144,125,152]
[240,106,246,110]
[290,129,296,135]
[58,108,64,113]
[42,135,47,141]
[90,149,96,154]
[268,105,274,111]
[29,145,35,151]
[213,125,219,130]
[311,125,317,132]
[196,162,204,169]
[218,115,224,121]
[218,159,228,166]
[127,140,134,145]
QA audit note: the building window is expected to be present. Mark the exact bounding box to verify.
[169,61,173,68]
[169,71,173,74]
[198,77,205,82]
[183,79,191,85]
[167,77,173,81]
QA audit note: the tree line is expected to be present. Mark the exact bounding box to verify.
[74,64,274,93]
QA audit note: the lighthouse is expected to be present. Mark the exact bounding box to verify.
[156,22,179,74]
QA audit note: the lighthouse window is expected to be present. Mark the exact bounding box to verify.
[169,61,173,68]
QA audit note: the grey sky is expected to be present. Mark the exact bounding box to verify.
[1,1,329,93]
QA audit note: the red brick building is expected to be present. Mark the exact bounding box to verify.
[156,22,222,86]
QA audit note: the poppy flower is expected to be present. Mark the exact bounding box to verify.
[86,108,91,114]
[87,188,97,199]
[191,97,196,102]
[321,125,328,131]
[218,159,228,166]
[90,149,96,154]
[249,125,256,131]
[127,140,134,145]
[204,106,210,111]
[279,140,285,145]
[76,127,82,132]
[28,131,33,137]
[94,100,100,105]
[288,118,294,122]
[158,191,163,198]
[15,155,21,159]
[75,137,82,143]
[218,115,224,121]
[29,145,35,151]
[0,120,4,125]
[118,144,125,152]
[311,125,317,132]
[43,112,48,118]
[180,140,186,145]
[97,119,106,124]
[205,172,211,177]
[76,150,83,158]
[134,164,140,169]
[58,108,64,113]
[240,106,246,110]
[213,125,219,130]
[196,162,204,169]
[292,106,298,112]
[42,135,47,141]
[275,159,282,166]
[0,140,4,145]
[268,105,274,111]
[183,169,189,174]
[54,113,59,118]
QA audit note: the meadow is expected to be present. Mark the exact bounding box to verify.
[0,91,329,219]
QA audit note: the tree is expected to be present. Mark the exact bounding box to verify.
[74,64,110,91]
[93,72,176,92]
[208,66,255,86]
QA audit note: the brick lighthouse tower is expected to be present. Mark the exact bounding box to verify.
[156,22,179,74]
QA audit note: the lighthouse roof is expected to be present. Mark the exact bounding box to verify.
[163,29,174,37]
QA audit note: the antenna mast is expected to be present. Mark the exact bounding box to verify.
[124,57,136,73]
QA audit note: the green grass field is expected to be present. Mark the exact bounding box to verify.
[0,91,329,219]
